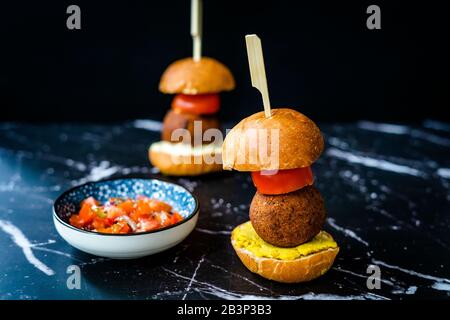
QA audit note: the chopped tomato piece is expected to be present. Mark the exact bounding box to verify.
[69,214,83,228]
[149,199,172,213]
[114,220,130,234]
[251,167,314,195]
[91,216,108,230]
[129,210,145,223]
[77,197,98,225]
[172,94,220,115]
[105,206,125,221]
[135,197,172,215]
[138,217,160,232]
[82,197,99,207]
[135,198,152,217]
[98,221,130,234]
[153,211,172,227]
[118,199,135,214]
[171,212,183,224]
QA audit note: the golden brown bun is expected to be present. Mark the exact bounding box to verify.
[250,186,326,247]
[231,232,339,283]
[222,108,324,171]
[159,57,235,94]
[149,141,222,176]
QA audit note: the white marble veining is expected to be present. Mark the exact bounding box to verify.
[132,119,163,132]
[437,168,450,179]
[70,161,120,186]
[372,259,450,292]
[326,148,425,177]
[423,119,450,132]
[182,254,205,300]
[207,260,273,293]
[327,218,369,247]
[358,121,411,135]
[195,228,232,235]
[358,121,450,147]
[163,266,388,300]
[0,219,55,276]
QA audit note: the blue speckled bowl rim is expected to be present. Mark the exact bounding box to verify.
[53,177,199,237]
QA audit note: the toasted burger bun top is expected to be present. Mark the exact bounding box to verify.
[159,57,235,94]
[222,108,324,171]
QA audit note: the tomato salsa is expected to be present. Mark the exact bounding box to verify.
[69,196,183,234]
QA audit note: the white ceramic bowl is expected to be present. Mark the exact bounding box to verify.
[53,178,199,259]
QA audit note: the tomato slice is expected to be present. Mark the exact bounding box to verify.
[172,94,220,115]
[251,167,314,195]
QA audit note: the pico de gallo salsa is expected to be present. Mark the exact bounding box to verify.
[69,196,183,234]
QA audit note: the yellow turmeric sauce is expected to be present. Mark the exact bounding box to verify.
[232,221,337,260]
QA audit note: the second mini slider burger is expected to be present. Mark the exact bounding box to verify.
[149,0,235,176]
[223,35,339,283]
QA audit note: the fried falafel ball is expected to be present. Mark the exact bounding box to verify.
[249,185,326,247]
[162,109,220,145]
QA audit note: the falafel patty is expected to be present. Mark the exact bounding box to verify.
[249,185,326,247]
[162,109,220,145]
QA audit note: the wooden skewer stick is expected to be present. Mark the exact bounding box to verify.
[245,34,272,118]
[191,0,203,61]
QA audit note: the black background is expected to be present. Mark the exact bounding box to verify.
[0,0,448,123]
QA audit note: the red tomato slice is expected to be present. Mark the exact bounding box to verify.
[251,167,314,195]
[172,94,220,115]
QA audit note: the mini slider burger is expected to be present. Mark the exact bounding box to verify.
[222,35,339,283]
[149,0,235,176]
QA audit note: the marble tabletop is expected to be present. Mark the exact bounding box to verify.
[0,119,449,300]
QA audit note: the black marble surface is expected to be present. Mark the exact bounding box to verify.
[1,119,450,300]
